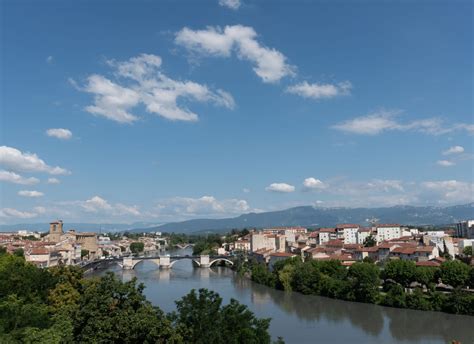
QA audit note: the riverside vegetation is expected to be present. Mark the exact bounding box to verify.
[0,250,283,344]
[239,256,474,316]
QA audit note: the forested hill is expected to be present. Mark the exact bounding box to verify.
[135,203,473,233]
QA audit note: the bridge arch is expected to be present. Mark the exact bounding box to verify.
[130,258,160,270]
[209,258,234,267]
[169,257,201,267]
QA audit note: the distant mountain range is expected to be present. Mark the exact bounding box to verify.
[133,203,474,233]
[2,203,472,234]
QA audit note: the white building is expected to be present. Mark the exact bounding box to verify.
[318,228,337,245]
[336,224,360,244]
[376,224,402,243]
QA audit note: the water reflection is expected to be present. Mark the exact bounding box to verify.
[90,253,473,344]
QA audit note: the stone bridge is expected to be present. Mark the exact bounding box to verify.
[83,255,234,271]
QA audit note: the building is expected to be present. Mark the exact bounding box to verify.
[336,224,360,244]
[250,233,285,253]
[76,232,99,259]
[318,228,337,245]
[376,224,402,243]
[456,220,474,239]
[48,220,64,243]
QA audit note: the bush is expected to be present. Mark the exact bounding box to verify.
[382,260,416,287]
[438,260,470,288]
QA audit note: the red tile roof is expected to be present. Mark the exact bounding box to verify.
[336,224,360,229]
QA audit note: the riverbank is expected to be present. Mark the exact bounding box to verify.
[239,256,474,316]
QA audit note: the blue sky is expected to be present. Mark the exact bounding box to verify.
[1,0,473,224]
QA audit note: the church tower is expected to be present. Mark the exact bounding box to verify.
[49,220,63,242]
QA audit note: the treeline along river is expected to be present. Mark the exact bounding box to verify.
[90,248,474,343]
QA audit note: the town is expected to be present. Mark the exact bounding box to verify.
[1,219,473,270]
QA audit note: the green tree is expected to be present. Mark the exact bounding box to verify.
[405,288,432,311]
[462,246,472,256]
[381,284,406,308]
[13,248,24,257]
[251,263,276,288]
[382,260,416,287]
[172,288,272,344]
[130,242,145,255]
[81,250,89,259]
[414,266,437,287]
[347,262,380,303]
[73,273,180,343]
[363,235,376,247]
[439,260,470,288]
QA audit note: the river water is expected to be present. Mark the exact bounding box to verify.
[90,249,473,344]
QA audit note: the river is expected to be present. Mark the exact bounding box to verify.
[90,249,474,343]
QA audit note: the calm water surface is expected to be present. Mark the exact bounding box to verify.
[90,249,474,344]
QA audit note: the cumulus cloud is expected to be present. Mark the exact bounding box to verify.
[18,190,44,198]
[0,170,39,185]
[175,25,295,83]
[46,128,73,140]
[265,183,295,193]
[302,177,327,191]
[79,196,141,217]
[421,180,474,204]
[152,195,250,218]
[286,81,352,100]
[47,178,60,184]
[437,160,455,167]
[0,208,37,219]
[0,146,70,175]
[46,56,53,64]
[442,146,464,155]
[219,0,241,10]
[333,110,474,136]
[76,53,234,123]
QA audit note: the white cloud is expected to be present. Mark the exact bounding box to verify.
[175,25,295,83]
[302,177,327,190]
[421,180,474,204]
[46,56,53,64]
[442,146,464,155]
[265,183,295,193]
[81,196,113,212]
[80,196,141,217]
[0,208,37,219]
[333,110,474,136]
[286,81,352,100]
[153,195,250,218]
[18,190,44,198]
[437,160,455,167]
[242,188,250,193]
[77,54,234,123]
[0,170,39,185]
[46,128,73,140]
[47,178,60,184]
[219,0,241,10]
[0,146,70,175]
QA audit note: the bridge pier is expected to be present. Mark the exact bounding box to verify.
[199,254,210,268]
[123,257,135,270]
[159,255,170,269]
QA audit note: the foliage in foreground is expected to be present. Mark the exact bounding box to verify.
[0,252,279,343]
[247,257,474,316]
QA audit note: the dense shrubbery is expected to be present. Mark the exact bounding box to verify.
[249,257,474,315]
[0,252,279,343]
